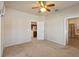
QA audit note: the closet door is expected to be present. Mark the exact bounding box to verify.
[37,21,44,40]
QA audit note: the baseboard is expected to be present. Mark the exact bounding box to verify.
[46,39,66,46]
[4,39,32,48]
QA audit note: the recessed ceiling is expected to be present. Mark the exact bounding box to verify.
[5,1,79,15]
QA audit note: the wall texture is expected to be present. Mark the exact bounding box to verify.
[45,4,79,45]
[0,1,4,57]
[0,15,1,56]
[2,8,45,47]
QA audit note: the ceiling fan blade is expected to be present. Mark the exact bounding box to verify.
[47,4,55,7]
[38,1,42,6]
[32,7,39,9]
[38,1,46,7]
[46,8,50,12]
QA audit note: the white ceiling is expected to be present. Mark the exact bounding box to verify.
[5,1,79,15]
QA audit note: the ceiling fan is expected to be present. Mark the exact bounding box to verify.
[32,1,55,12]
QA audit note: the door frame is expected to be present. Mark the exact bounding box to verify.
[30,20,44,40]
[64,16,79,46]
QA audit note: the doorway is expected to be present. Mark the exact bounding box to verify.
[67,17,79,49]
[31,22,37,40]
[31,21,44,40]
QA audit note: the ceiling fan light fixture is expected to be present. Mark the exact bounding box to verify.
[40,7,46,12]
[32,1,55,13]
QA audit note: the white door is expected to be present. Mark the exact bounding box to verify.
[37,21,44,40]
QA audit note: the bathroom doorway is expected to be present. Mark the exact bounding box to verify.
[31,21,44,40]
[31,22,37,40]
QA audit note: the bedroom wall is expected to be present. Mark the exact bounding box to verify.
[2,8,45,47]
[0,15,2,57]
[45,4,79,45]
[0,1,4,57]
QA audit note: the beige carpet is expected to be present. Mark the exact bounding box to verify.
[3,39,79,57]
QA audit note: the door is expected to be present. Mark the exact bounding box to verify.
[37,22,44,40]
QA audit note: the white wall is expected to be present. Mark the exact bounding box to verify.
[0,1,4,10]
[46,4,79,45]
[0,15,1,57]
[0,15,4,57]
[0,1,4,57]
[2,8,45,47]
